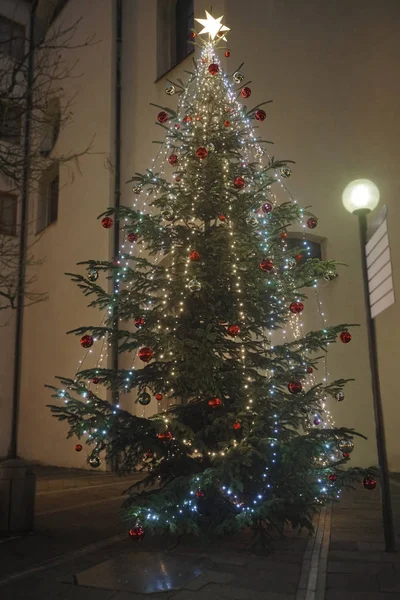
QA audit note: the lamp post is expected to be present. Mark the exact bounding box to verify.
[342,179,396,553]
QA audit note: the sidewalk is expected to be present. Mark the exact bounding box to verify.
[323,480,400,599]
[1,475,399,599]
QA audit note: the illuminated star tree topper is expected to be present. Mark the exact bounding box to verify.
[195,10,230,42]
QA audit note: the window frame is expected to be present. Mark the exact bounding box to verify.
[0,102,22,145]
[0,13,26,62]
[36,166,60,233]
[156,0,195,81]
[0,191,17,236]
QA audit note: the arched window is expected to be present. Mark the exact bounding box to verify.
[286,236,322,265]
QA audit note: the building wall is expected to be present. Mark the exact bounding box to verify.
[17,0,115,467]
[0,0,31,457]
[14,0,400,470]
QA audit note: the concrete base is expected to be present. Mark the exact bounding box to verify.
[0,458,36,534]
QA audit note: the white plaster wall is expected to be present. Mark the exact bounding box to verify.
[15,0,400,470]
[18,0,115,467]
[0,0,31,457]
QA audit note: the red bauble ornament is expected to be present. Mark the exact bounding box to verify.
[288,381,302,394]
[233,421,241,431]
[342,452,350,459]
[157,111,169,124]
[155,393,163,401]
[280,231,288,239]
[208,63,219,75]
[92,377,100,384]
[168,154,178,165]
[134,317,145,328]
[127,232,138,243]
[234,176,245,189]
[174,123,180,129]
[190,31,196,38]
[260,258,274,272]
[196,489,205,498]
[290,301,304,314]
[101,216,113,229]
[241,87,252,98]
[296,254,303,261]
[145,451,153,458]
[224,120,230,127]
[307,367,313,374]
[189,250,200,261]
[196,146,208,159]
[157,431,172,440]
[129,525,145,540]
[175,176,181,183]
[255,109,266,121]
[225,50,231,57]
[363,477,376,490]
[138,347,154,363]
[75,444,83,452]
[208,397,223,408]
[340,331,352,344]
[307,217,318,229]
[329,473,337,482]
[262,202,273,213]
[183,114,192,123]
[218,214,226,222]
[228,324,240,336]
[80,335,93,348]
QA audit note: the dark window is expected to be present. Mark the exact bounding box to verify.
[37,168,59,233]
[286,237,322,265]
[0,14,25,61]
[0,192,17,235]
[0,103,22,145]
[176,0,194,64]
[157,0,194,79]
[40,98,61,156]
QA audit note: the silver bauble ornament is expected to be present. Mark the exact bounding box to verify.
[255,146,266,157]
[188,278,202,293]
[233,71,244,83]
[132,185,142,194]
[165,85,175,96]
[324,269,337,281]
[87,268,99,282]
[207,142,215,152]
[161,209,174,221]
[285,257,296,270]
[280,167,292,178]
[338,439,354,454]
[138,391,151,406]
[89,455,101,469]
[335,391,345,402]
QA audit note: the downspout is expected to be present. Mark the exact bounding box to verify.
[8,0,39,459]
[111,0,122,407]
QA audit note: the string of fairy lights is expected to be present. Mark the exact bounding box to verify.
[56,11,356,524]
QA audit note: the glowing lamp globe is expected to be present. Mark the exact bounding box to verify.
[342,179,380,214]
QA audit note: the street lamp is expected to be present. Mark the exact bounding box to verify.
[342,178,396,553]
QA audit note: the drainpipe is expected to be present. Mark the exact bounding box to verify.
[8,0,39,459]
[111,0,122,407]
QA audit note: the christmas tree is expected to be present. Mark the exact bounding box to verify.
[48,12,375,540]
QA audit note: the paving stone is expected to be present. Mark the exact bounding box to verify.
[378,573,400,593]
[326,592,396,600]
[172,584,295,600]
[184,570,235,590]
[230,569,299,594]
[60,585,117,600]
[326,572,379,592]
[204,553,248,566]
[112,592,172,600]
[327,561,395,576]
[329,541,358,551]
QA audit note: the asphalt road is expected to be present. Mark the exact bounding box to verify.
[0,476,140,582]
